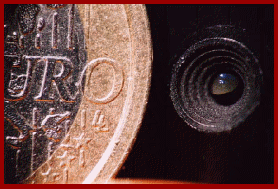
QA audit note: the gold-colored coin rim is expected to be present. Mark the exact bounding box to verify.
[84,4,153,183]
[23,4,152,184]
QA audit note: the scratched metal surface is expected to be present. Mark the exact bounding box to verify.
[4,4,152,184]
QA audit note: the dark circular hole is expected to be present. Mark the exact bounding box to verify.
[209,71,244,106]
[170,37,261,132]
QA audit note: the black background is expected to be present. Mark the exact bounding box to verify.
[116,4,274,184]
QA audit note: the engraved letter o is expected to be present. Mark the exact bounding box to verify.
[82,58,124,104]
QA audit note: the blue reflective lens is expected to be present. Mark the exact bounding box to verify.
[211,73,239,95]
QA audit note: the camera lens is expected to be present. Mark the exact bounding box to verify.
[210,72,244,106]
[170,37,262,132]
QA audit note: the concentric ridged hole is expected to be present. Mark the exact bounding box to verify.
[170,37,262,132]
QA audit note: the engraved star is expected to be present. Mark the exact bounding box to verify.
[73,133,92,150]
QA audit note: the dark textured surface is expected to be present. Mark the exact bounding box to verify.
[4,4,86,183]
[117,4,273,184]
